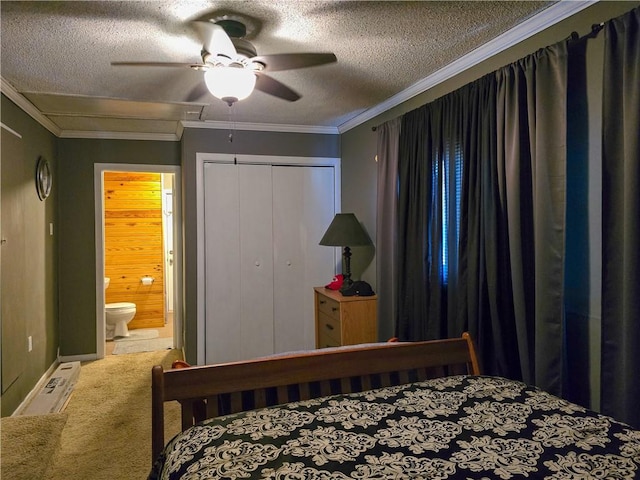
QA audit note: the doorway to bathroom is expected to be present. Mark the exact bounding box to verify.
[94,164,183,359]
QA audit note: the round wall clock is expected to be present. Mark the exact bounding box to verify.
[35,156,52,200]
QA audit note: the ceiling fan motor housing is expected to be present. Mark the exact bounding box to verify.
[216,19,247,39]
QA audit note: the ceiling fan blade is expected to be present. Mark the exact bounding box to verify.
[111,61,204,69]
[185,83,210,102]
[193,21,236,57]
[252,53,337,72]
[254,73,300,102]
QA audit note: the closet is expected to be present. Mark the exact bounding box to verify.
[203,159,337,364]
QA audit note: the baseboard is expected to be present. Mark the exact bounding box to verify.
[12,360,60,416]
[59,353,97,362]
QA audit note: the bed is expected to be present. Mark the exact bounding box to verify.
[149,333,640,479]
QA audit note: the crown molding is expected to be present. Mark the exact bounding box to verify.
[1,77,62,136]
[180,120,339,135]
[1,122,23,138]
[338,0,597,133]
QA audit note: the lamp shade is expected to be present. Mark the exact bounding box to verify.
[319,213,372,247]
[204,66,256,105]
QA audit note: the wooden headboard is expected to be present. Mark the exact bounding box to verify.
[151,332,480,464]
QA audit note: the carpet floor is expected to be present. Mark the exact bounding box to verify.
[1,412,68,480]
[43,349,183,480]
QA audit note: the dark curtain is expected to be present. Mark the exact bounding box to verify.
[455,76,515,379]
[600,7,640,429]
[395,42,568,395]
[563,34,593,408]
[397,105,432,340]
[494,42,569,395]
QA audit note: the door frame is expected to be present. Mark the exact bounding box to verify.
[195,153,341,365]
[94,163,183,359]
[162,189,175,314]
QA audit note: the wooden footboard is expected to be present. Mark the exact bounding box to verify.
[151,332,479,464]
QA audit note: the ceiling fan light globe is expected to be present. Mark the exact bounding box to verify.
[204,67,256,103]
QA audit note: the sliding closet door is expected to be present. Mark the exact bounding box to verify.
[237,165,274,359]
[204,163,241,363]
[203,163,273,364]
[272,166,336,352]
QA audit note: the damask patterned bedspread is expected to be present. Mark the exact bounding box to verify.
[149,376,640,479]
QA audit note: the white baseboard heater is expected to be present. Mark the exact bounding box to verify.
[20,362,80,415]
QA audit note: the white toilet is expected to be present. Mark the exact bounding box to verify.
[104,278,137,340]
[105,302,137,339]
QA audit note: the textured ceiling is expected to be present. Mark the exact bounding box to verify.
[1,1,568,139]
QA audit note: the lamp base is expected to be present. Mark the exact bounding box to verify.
[339,278,353,294]
[339,246,353,294]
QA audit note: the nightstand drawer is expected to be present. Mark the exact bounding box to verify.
[318,311,341,340]
[317,295,340,319]
[317,327,340,348]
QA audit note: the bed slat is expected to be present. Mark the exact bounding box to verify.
[299,382,311,401]
[205,396,219,418]
[319,380,331,397]
[276,385,288,404]
[254,389,267,409]
[230,392,242,414]
[340,377,351,394]
[361,375,372,392]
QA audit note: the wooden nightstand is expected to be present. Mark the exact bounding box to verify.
[314,287,378,348]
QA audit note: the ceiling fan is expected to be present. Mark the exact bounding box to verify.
[111,18,337,106]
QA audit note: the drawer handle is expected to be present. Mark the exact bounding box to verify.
[319,300,326,305]
[325,323,334,330]
[332,307,338,312]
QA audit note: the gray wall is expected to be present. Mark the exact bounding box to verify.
[1,95,58,416]
[56,139,180,356]
[180,128,340,364]
[340,2,638,409]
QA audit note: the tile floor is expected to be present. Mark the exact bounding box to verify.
[105,312,174,356]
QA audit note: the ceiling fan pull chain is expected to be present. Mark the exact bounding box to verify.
[227,103,239,166]
[227,103,235,144]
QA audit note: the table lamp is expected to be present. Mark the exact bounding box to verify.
[319,213,372,292]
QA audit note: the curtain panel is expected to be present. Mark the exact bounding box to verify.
[396,106,432,341]
[494,42,569,395]
[375,118,402,342]
[600,6,640,429]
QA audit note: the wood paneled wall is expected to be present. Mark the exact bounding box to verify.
[104,172,164,329]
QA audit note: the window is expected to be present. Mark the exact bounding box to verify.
[436,143,463,285]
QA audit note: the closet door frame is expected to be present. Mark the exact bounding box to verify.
[195,153,341,365]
